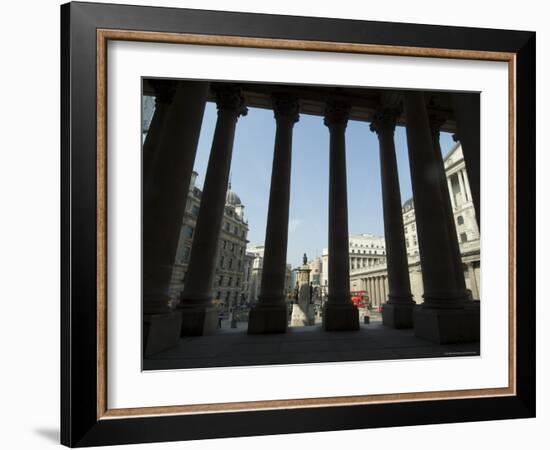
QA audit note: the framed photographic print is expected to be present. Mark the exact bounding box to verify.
[61,1,536,447]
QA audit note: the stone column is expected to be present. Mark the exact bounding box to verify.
[367,278,372,305]
[447,177,456,209]
[430,114,468,297]
[462,169,472,202]
[403,91,477,344]
[371,108,415,328]
[143,81,209,355]
[248,95,299,334]
[457,168,467,203]
[143,80,176,185]
[179,85,247,335]
[323,101,359,331]
[467,263,480,300]
[452,93,480,227]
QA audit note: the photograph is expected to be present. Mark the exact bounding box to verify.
[57,2,537,446]
[141,78,481,370]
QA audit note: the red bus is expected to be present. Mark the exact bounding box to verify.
[350,290,369,308]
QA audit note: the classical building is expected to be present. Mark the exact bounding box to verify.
[241,251,256,305]
[169,172,250,310]
[322,233,386,289]
[244,244,293,304]
[350,142,480,306]
[244,245,264,304]
[142,79,481,353]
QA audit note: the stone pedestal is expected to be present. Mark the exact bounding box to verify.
[290,303,315,327]
[414,304,480,344]
[323,303,359,331]
[143,310,183,357]
[179,306,220,336]
[247,304,288,334]
[382,303,415,329]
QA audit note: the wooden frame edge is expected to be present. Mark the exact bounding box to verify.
[95,28,517,420]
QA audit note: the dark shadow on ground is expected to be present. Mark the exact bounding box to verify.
[143,323,480,370]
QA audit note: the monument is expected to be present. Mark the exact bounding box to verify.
[290,254,316,327]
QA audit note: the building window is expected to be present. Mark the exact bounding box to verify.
[184,225,194,239]
[220,256,225,268]
[460,232,468,243]
[457,215,464,225]
[228,277,233,287]
[229,258,233,269]
[183,246,191,263]
[191,205,200,216]
[405,239,409,248]
[216,291,221,299]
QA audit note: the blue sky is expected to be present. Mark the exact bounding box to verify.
[192,102,456,268]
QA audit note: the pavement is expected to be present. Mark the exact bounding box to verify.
[143,321,480,370]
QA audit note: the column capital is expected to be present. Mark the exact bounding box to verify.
[214,85,248,118]
[370,108,400,135]
[149,79,176,105]
[324,100,350,128]
[272,94,300,124]
[428,111,448,135]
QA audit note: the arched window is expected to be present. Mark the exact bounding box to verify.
[457,215,464,225]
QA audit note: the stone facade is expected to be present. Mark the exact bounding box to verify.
[170,172,250,310]
[350,142,481,304]
[321,233,386,290]
[244,244,293,304]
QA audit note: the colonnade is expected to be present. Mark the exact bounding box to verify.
[142,80,480,349]
[359,275,389,309]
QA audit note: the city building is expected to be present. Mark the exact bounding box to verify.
[321,233,386,289]
[307,257,322,287]
[350,143,480,305]
[244,244,264,304]
[169,172,250,309]
[244,244,294,304]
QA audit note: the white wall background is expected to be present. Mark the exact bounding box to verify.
[0,1,546,449]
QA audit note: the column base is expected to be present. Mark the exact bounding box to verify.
[382,303,415,329]
[247,304,288,334]
[414,303,480,344]
[179,306,220,336]
[323,303,359,331]
[143,310,183,357]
